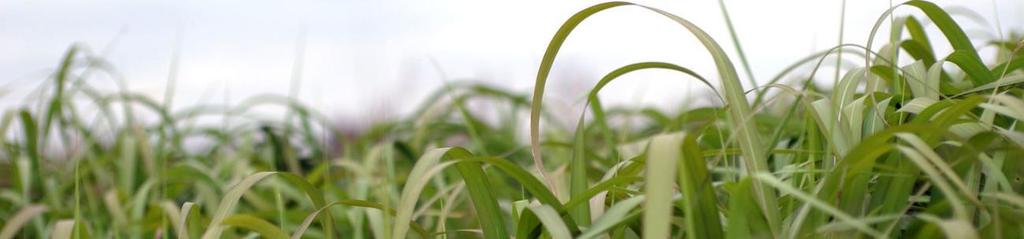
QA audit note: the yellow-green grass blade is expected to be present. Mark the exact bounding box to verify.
[569,116,590,226]
[50,220,75,239]
[984,192,1024,209]
[295,201,430,239]
[201,172,331,239]
[452,158,508,239]
[295,200,432,238]
[675,133,723,239]
[804,124,938,236]
[571,61,717,226]
[577,196,644,239]
[532,2,779,234]
[716,0,758,90]
[514,205,544,239]
[220,214,289,239]
[392,148,461,239]
[523,205,572,239]
[561,176,641,210]
[867,0,993,86]
[643,132,723,239]
[41,46,79,145]
[897,134,983,207]
[0,205,47,239]
[391,147,508,239]
[473,156,582,238]
[17,110,42,199]
[643,133,682,239]
[754,173,882,237]
[178,202,195,239]
[903,16,936,65]
[915,214,979,239]
[472,157,564,209]
[957,74,1024,96]
[724,178,770,239]
[895,141,970,221]
[584,62,719,154]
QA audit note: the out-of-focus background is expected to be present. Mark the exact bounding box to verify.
[2,0,1022,125]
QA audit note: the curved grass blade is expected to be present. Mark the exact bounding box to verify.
[220,214,289,239]
[201,172,331,239]
[532,3,779,234]
[0,205,47,239]
[562,176,641,210]
[916,214,979,239]
[293,200,432,239]
[523,205,572,239]
[293,201,423,239]
[390,147,507,239]
[571,61,718,226]
[392,148,462,239]
[178,202,195,239]
[578,196,645,239]
[866,0,993,86]
[754,173,882,237]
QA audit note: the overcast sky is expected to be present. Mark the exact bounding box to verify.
[1,0,1021,123]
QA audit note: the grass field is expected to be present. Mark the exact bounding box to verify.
[2,0,1024,238]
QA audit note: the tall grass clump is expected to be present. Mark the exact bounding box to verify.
[2,0,1024,238]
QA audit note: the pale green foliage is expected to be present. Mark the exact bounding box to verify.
[2,1,1024,238]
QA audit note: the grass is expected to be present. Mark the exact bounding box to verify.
[2,0,1024,238]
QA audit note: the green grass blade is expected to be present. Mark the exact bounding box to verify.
[717,0,758,89]
[643,133,682,239]
[533,3,779,234]
[50,220,75,239]
[474,157,562,208]
[178,202,195,239]
[523,205,572,239]
[221,214,289,239]
[867,0,993,86]
[0,205,47,239]
[916,213,979,238]
[569,120,590,226]
[392,148,461,239]
[578,196,645,239]
[754,173,882,237]
[201,172,330,239]
[407,147,510,239]
[297,200,432,238]
[676,133,723,239]
[724,178,770,239]
[41,46,79,144]
[17,110,42,199]
[570,61,718,227]
[562,176,641,210]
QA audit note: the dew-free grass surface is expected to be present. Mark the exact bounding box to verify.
[2,0,1024,238]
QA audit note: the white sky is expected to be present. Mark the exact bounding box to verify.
[1,0,1021,123]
